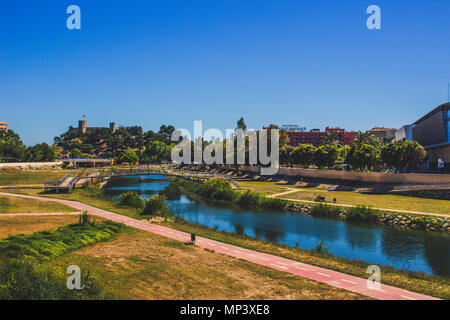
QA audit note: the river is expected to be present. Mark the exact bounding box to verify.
[105,174,450,277]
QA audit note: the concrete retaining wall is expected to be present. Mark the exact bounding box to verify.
[241,166,450,185]
[0,161,63,169]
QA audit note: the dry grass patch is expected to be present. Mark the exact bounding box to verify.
[53,229,367,300]
[0,215,79,239]
[0,195,74,213]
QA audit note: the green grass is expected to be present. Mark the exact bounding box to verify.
[0,170,70,186]
[0,220,127,261]
[310,203,342,217]
[0,219,126,300]
[0,195,74,213]
[345,206,379,222]
[157,218,450,300]
[0,187,145,220]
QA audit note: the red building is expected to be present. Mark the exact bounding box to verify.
[285,127,357,147]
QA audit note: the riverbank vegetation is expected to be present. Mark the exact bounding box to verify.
[174,178,287,210]
[0,216,126,299]
[141,195,171,217]
[118,191,144,208]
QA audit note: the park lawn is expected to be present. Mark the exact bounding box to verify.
[281,189,450,215]
[0,215,80,239]
[232,177,291,194]
[0,195,75,213]
[0,187,144,219]
[0,170,70,186]
[51,228,368,300]
[157,219,450,300]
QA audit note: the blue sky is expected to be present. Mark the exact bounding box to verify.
[0,0,449,145]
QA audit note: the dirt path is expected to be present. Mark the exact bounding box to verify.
[0,191,438,300]
[268,187,449,218]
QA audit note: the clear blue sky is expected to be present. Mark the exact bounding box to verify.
[1,0,449,145]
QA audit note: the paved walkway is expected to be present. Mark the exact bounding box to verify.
[0,191,439,300]
[268,188,449,218]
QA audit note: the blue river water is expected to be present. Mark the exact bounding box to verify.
[105,174,450,277]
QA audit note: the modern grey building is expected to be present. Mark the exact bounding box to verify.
[412,102,450,166]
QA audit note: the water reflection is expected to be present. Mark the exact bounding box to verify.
[105,174,450,277]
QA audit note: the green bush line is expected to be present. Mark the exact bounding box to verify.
[310,204,379,223]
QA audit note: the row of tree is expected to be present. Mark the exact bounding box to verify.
[0,118,427,173]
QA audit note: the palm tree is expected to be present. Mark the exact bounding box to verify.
[321,132,342,147]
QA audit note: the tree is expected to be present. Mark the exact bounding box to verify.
[345,143,378,171]
[0,130,26,161]
[70,148,82,159]
[321,132,341,146]
[22,143,56,162]
[236,117,247,131]
[279,146,294,166]
[145,140,172,163]
[314,145,339,169]
[290,144,316,168]
[381,140,426,172]
[118,150,139,171]
[352,131,384,148]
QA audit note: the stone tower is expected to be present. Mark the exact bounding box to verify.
[109,122,116,132]
[78,120,87,134]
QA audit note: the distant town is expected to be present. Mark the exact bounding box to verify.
[1,101,449,173]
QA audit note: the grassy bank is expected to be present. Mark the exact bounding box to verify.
[156,218,450,299]
[232,177,450,216]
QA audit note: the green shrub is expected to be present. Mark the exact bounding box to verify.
[118,191,144,208]
[198,178,235,201]
[259,197,287,210]
[141,195,171,216]
[82,183,105,199]
[237,190,261,206]
[345,206,379,222]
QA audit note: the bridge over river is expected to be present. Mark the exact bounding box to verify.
[44,165,237,192]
